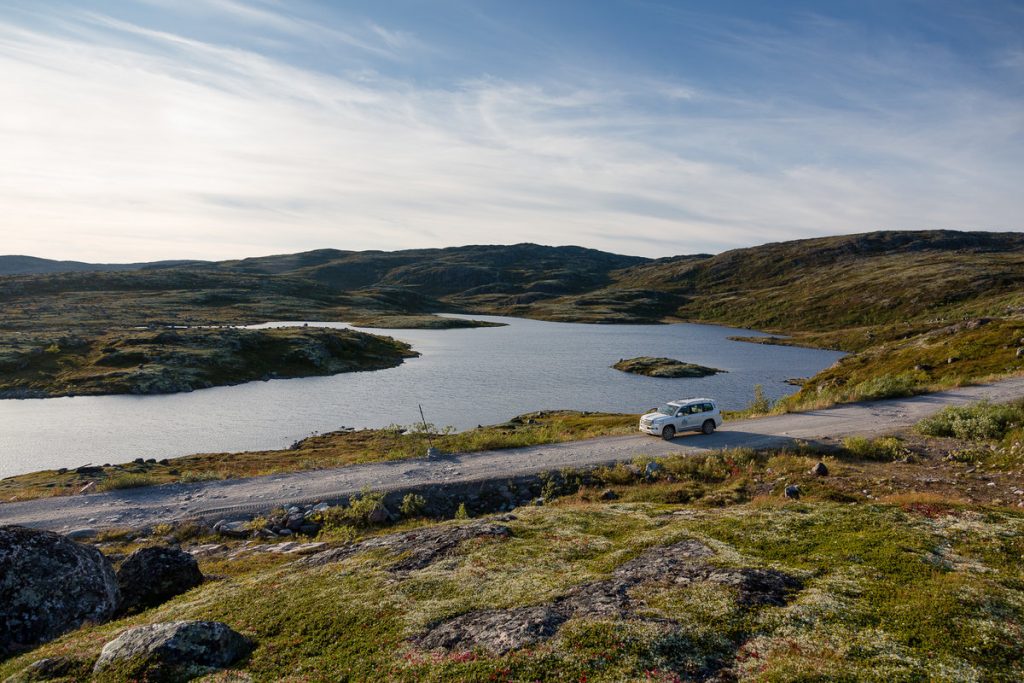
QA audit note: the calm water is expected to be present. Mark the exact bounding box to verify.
[0,315,843,477]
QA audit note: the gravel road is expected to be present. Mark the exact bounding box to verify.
[3,377,1023,532]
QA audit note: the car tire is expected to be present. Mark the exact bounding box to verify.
[661,425,676,440]
[701,420,716,435]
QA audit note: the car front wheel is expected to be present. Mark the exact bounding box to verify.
[701,420,716,435]
[661,425,676,440]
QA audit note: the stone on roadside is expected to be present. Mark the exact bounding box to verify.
[66,527,98,540]
[116,546,204,614]
[0,526,119,658]
[217,521,249,538]
[367,504,391,525]
[810,462,829,476]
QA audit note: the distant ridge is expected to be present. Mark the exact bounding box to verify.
[0,255,209,276]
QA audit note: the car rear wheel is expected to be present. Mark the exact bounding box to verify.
[661,425,676,440]
[701,420,716,435]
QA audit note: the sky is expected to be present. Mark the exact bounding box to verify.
[0,0,1022,262]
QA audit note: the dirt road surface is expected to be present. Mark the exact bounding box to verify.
[3,377,1023,532]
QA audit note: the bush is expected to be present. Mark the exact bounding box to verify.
[454,502,470,519]
[100,473,158,490]
[842,436,910,461]
[747,384,772,413]
[917,401,1024,441]
[399,493,427,518]
[313,490,386,530]
[850,372,923,401]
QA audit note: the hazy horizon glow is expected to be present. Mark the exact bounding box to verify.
[1,0,1022,261]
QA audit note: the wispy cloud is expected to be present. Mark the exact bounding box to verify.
[0,2,1020,261]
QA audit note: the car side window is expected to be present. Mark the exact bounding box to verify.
[703,403,713,412]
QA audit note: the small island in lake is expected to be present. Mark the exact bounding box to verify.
[612,356,724,378]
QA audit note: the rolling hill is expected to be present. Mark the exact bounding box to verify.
[2,231,1021,406]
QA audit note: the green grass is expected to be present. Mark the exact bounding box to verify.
[5,500,1024,681]
[98,473,159,491]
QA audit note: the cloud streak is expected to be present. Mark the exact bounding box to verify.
[0,2,1020,261]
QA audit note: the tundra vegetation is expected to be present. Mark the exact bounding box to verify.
[0,327,416,398]
[1,230,1021,401]
[3,403,1024,681]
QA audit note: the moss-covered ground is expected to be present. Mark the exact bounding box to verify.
[4,409,1024,681]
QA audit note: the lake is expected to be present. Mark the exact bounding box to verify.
[0,315,843,477]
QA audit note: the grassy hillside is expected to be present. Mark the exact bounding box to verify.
[526,231,1024,406]
[2,232,1021,403]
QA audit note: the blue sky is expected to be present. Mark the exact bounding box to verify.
[0,0,1021,261]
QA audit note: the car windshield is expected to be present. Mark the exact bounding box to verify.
[656,404,676,416]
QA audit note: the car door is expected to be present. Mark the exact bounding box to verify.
[677,405,696,430]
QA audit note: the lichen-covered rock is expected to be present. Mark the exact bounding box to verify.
[299,521,512,572]
[93,621,252,680]
[413,540,803,656]
[0,525,119,657]
[117,546,204,614]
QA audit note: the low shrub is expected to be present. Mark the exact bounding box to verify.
[842,436,910,461]
[313,490,387,531]
[399,493,427,518]
[100,473,158,490]
[917,401,1024,441]
[850,371,924,401]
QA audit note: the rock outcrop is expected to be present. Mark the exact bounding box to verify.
[414,539,802,655]
[0,525,119,657]
[299,520,513,572]
[93,621,252,680]
[116,546,204,614]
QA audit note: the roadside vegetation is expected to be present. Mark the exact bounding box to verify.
[0,411,637,502]
[5,420,1024,682]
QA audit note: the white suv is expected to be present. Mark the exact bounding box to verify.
[639,398,722,440]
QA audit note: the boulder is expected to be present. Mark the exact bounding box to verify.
[0,525,119,657]
[784,484,801,500]
[599,489,619,501]
[117,546,204,614]
[367,504,391,525]
[810,462,829,476]
[643,462,663,479]
[93,621,252,679]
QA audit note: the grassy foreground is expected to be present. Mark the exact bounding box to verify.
[4,407,1024,681]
